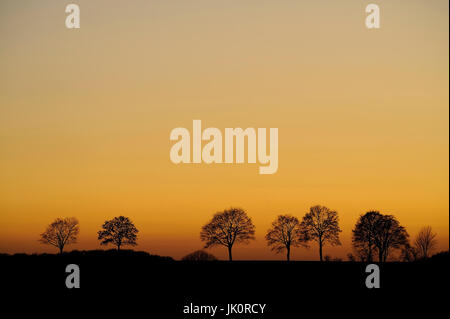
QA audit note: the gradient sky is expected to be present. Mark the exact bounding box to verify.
[0,0,448,260]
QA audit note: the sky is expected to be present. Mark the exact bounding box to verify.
[0,0,448,260]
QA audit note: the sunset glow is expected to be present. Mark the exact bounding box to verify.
[0,0,448,260]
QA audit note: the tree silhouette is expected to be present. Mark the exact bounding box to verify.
[97,216,138,250]
[400,243,418,262]
[414,226,437,259]
[265,214,308,261]
[300,205,341,261]
[372,214,409,262]
[353,212,409,262]
[182,250,217,261]
[352,211,382,262]
[39,217,79,254]
[200,207,255,261]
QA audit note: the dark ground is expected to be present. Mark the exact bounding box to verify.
[1,250,448,317]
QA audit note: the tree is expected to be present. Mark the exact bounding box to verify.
[265,214,308,261]
[372,214,409,262]
[414,226,437,259]
[352,211,383,262]
[400,243,418,262]
[200,207,255,261]
[353,212,409,262]
[182,250,217,261]
[97,216,138,250]
[39,217,79,254]
[299,205,341,261]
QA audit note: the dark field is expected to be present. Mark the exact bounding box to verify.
[1,250,448,317]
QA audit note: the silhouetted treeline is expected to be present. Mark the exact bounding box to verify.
[34,206,443,262]
[39,216,139,253]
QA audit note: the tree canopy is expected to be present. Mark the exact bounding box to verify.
[353,211,409,262]
[39,217,79,253]
[414,226,437,259]
[200,207,255,261]
[300,205,341,261]
[98,216,138,250]
[266,214,308,261]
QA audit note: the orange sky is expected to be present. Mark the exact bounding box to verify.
[0,0,448,260]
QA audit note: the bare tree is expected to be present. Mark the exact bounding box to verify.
[200,207,255,261]
[373,214,409,262]
[414,226,437,259]
[265,214,308,261]
[300,205,342,261]
[98,216,138,250]
[352,211,382,262]
[353,211,410,262]
[39,217,79,254]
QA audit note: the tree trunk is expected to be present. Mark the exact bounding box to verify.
[227,245,233,261]
[286,245,291,261]
[59,246,63,254]
[319,240,323,262]
[378,250,383,263]
[117,244,121,251]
